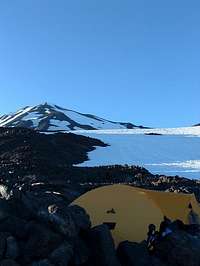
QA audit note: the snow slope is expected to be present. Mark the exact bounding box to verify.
[0,103,140,131]
[74,126,200,136]
[74,127,200,179]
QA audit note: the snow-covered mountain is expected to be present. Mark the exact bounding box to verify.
[74,127,200,179]
[0,103,142,131]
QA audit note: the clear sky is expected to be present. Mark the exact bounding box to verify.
[0,0,199,127]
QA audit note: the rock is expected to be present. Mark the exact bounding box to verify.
[0,259,19,266]
[68,205,91,232]
[88,224,121,266]
[9,194,34,221]
[155,231,200,266]
[0,185,12,200]
[5,236,19,260]
[49,242,73,266]
[117,240,152,266]
[31,259,54,266]
[48,204,58,214]
[0,232,10,260]
[20,192,41,218]
[39,204,91,238]
[0,216,27,239]
[72,237,90,265]
[38,204,77,240]
[151,257,167,266]
[0,200,12,221]
[24,221,62,261]
[186,224,200,237]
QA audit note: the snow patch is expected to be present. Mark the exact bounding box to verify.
[147,160,200,170]
[76,132,200,179]
[21,112,44,127]
[74,126,200,136]
[57,109,126,130]
[48,119,70,131]
[0,106,34,126]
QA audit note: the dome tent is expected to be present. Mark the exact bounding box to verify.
[72,184,200,245]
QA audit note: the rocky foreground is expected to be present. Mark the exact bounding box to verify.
[0,187,199,266]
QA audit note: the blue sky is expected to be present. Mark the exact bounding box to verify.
[0,0,199,127]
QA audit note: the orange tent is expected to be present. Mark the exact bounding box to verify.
[72,184,200,245]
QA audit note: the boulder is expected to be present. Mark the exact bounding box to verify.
[9,193,34,221]
[49,242,73,266]
[186,224,200,237]
[0,200,12,221]
[151,257,167,266]
[88,224,121,266]
[0,232,10,260]
[0,216,27,239]
[24,221,62,261]
[31,259,54,266]
[72,237,90,265]
[117,240,152,266]
[0,259,19,266]
[38,204,77,240]
[20,192,42,218]
[155,231,200,266]
[0,185,12,200]
[5,236,19,260]
[68,205,91,232]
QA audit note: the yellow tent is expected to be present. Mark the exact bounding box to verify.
[72,184,200,245]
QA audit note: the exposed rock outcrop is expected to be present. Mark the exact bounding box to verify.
[0,192,92,266]
[155,230,200,266]
[117,241,152,266]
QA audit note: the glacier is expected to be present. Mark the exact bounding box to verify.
[74,127,200,179]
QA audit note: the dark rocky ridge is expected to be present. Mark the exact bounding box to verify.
[0,127,107,185]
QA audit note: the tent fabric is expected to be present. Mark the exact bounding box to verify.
[145,189,200,224]
[72,184,200,245]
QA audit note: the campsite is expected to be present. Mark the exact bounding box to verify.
[73,184,200,244]
[0,1,200,265]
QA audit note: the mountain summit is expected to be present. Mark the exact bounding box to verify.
[0,103,141,132]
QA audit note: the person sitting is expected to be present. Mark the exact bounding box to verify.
[147,224,159,253]
[188,203,200,225]
[159,216,173,238]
